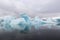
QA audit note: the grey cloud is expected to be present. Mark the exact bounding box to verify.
[40,0,60,13]
[0,0,59,16]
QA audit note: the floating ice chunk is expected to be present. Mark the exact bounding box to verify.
[0,16,16,31]
[52,17,60,26]
[32,16,41,30]
[20,13,32,31]
[42,18,55,29]
[10,18,26,31]
[37,18,55,29]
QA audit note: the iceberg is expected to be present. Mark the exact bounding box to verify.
[20,13,32,32]
[0,16,16,31]
[0,13,60,33]
[32,16,41,30]
[10,18,26,31]
[52,17,60,27]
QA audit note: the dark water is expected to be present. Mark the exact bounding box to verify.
[0,28,60,40]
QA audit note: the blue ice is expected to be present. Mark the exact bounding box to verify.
[0,13,60,33]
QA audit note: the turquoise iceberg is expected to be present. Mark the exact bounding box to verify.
[0,13,60,33]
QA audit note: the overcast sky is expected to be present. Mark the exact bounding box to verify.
[0,0,60,17]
